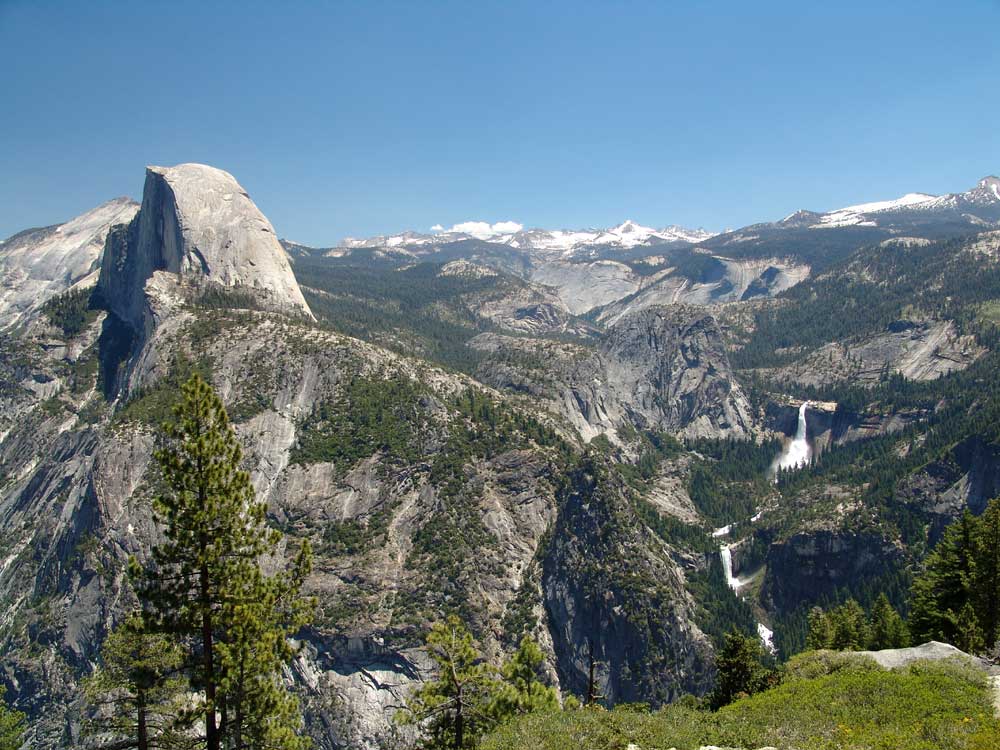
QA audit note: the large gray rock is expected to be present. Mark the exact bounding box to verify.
[855,640,985,670]
[0,198,138,330]
[543,457,715,705]
[760,319,983,388]
[761,530,905,614]
[98,163,311,335]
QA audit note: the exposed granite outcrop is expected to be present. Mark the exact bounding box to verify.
[760,530,905,614]
[542,457,715,705]
[474,305,755,441]
[0,198,138,330]
[97,163,312,340]
[758,319,983,388]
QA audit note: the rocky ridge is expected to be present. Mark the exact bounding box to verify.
[0,198,138,330]
[473,305,754,442]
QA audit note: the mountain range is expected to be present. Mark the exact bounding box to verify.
[323,175,1000,261]
[2,164,1000,749]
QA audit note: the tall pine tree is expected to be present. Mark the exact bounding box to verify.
[973,499,1000,645]
[82,612,187,750]
[400,617,557,749]
[401,616,499,750]
[709,629,775,710]
[910,510,981,648]
[132,374,313,749]
[867,593,909,649]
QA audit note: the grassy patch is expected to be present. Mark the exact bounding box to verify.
[977,299,1000,325]
[483,656,1000,750]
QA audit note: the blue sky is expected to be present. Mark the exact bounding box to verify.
[2,0,999,244]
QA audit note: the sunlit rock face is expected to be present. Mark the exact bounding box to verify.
[98,163,312,336]
[0,197,138,330]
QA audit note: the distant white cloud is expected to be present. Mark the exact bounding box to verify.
[432,220,523,239]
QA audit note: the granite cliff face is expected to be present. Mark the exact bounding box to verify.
[526,256,809,320]
[0,198,138,330]
[543,458,715,705]
[98,163,311,338]
[473,305,754,441]
[13,160,996,748]
[760,530,906,615]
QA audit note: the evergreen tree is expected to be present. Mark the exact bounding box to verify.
[488,636,559,720]
[216,541,313,750]
[0,687,25,750]
[955,601,985,654]
[82,613,187,750]
[132,374,312,750]
[709,630,774,710]
[805,606,834,650]
[400,618,556,749]
[829,599,868,651]
[972,499,1000,645]
[910,510,979,645]
[401,615,500,749]
[867,593,909,650]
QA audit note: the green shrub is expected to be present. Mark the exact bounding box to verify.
[483,656,1000,750]
[42,287,99,337]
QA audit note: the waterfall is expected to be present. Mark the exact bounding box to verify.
[757,622,776,653]
[713,406,811,654]
[719,542,777,653]
[776,401,811,471]
[720,544,741,591]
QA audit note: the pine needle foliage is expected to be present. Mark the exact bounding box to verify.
[399,616,558,749]
[806,594,909,652]
[81,613,188,750]
[132,374,314,750]
[0,687,25,750]
[910,499,1000,652]
[708,629,777,710]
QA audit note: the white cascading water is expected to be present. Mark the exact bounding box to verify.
[757,622,775,652]
[776,401,811,471]
[712,405,815,653]
[717,537,775,652]
[720,544,741,591]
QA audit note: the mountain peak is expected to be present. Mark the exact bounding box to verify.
[976,175,1000,201]
[0,197,139,330]
[98,163,313,332]
[611,219,642,234]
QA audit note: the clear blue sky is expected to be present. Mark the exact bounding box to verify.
[2,0,999,244]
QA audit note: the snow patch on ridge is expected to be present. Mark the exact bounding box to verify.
[813,193,937,228]
[339,220,715,256]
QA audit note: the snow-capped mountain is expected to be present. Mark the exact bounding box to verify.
[340,219,715,257]
[807,176,1000,230]
[696,174,1000,273]
[812,193,938,228]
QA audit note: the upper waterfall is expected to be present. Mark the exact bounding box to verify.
[775,401,812,472]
